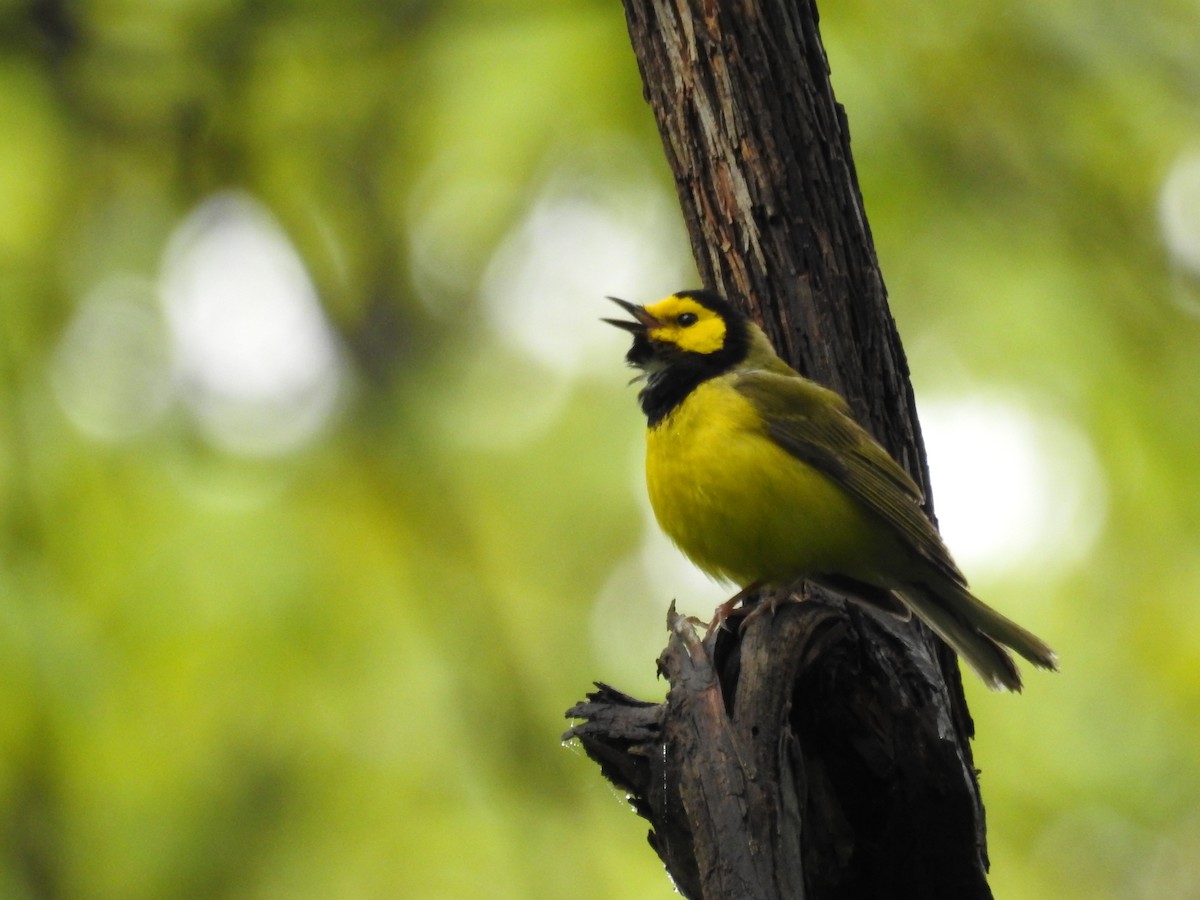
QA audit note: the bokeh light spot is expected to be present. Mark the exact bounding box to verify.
[480,139,693,379]
[160,191,346,457]
[1159,150,1200,318]
[50,277,174,442]
[1160,151,1200,277]
[920,394,1106,577]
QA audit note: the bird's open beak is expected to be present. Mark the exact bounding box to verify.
[602,296,662,332]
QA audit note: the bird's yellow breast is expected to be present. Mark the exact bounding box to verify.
[645,377,890,586]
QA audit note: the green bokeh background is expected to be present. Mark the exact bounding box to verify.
[2,2,1199,897]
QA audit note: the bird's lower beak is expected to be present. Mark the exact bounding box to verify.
[602,296,662,332]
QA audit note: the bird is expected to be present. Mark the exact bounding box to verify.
[604,288,1058,691]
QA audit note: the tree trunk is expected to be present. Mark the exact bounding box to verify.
[565,1,995,898]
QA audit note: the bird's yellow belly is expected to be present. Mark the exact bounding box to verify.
[646,379,888,587]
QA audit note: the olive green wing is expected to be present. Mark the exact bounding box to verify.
[734,370,965,584]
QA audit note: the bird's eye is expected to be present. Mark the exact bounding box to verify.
[677,313,698,327]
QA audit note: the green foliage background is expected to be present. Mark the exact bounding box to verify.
[2,1,1199,897]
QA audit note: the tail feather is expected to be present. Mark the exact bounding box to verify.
[898,580,1058,692]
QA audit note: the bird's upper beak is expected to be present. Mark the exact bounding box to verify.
[602,296,662,332]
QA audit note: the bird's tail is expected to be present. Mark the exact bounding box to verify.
[898,578,1058,692]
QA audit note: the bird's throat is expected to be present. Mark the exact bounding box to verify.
[639,360,723,427]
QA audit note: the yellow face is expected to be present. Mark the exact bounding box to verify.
[643,295,728,355]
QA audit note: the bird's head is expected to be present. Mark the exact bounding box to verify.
[603,290,749,375]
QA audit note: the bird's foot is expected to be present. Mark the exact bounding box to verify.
[736,588,799,632]
[704,582,765,637]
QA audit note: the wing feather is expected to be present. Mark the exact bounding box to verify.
[734,370,964,584]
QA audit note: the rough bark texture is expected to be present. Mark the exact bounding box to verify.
[566,1,996,898]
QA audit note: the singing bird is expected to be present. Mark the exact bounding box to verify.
[605,289,1058,691]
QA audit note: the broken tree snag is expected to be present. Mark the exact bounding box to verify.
[566,598,993,899]
[566,0,1000,897]
[566,602,822,900]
